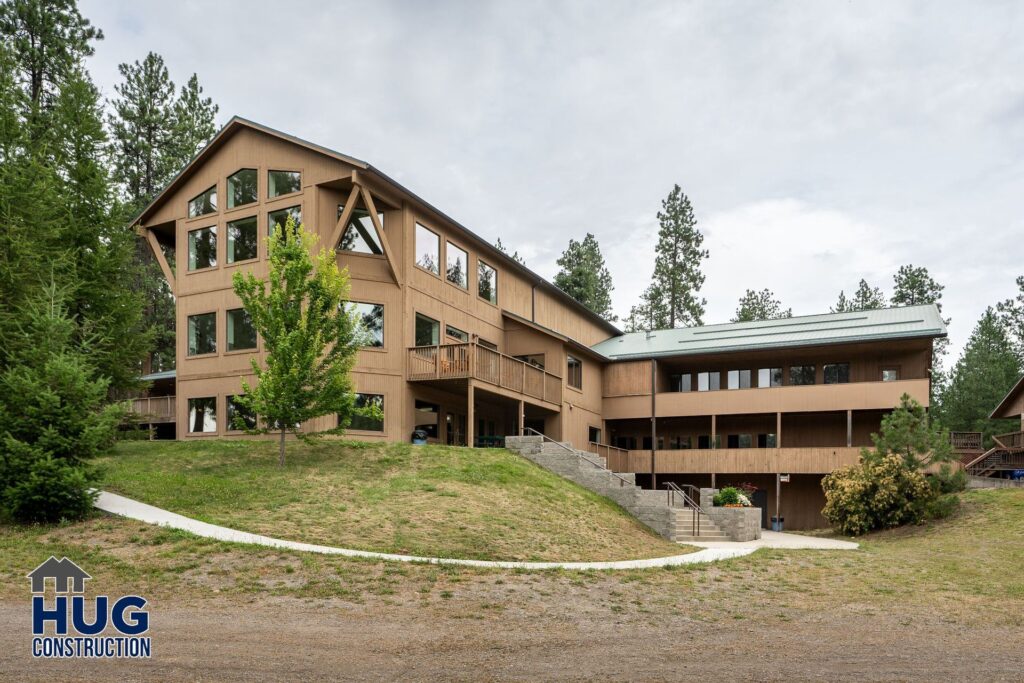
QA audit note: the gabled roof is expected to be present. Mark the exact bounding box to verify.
[133,116,621,337]
[990,375,1024,419]
[590,304,947,360]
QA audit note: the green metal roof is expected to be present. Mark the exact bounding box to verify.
[590,304,947,360]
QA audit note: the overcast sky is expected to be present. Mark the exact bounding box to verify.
[81,0,1024,358]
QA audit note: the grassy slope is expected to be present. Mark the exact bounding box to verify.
[96,440,684,562]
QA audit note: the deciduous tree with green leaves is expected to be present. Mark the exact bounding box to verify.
[554,233,617,321]
[232,218,366,467]
[732,288,792,322]
[831,279,886,312]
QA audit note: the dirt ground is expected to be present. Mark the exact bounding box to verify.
[1,587,1018,682]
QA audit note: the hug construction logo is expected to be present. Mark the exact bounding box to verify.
[27,556,152,659]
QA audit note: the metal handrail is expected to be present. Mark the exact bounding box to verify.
[521,427,636,489]
[664,481,704,537]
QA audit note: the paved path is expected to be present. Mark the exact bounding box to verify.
[95,491,854,571]
[687,529,858,550]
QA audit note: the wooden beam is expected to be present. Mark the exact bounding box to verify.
[517,399,524,437]
[776,412,782,449]
[846,410,853,448]
[467,380,475,448]
[329,185,362,252]
[358,185,402,287]
[144,228,175,293]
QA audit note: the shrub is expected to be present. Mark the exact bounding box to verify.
[713,486,741,506]
[924,493,960,521]
[822,454,933,536]
[929,463,967,495]
[1,453,98,524]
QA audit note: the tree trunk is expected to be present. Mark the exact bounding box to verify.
[279,428,286,467]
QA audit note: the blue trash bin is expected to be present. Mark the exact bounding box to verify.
[771,516,784,532]
[411,429,428,445]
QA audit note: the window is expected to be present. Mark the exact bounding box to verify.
[227,395,257,430]
[446,242,468,288]
[415,223,439,274]
[227,216,258,263]
[445,324,468,342]
[588,426,601,443]
[414,400,439,438]
[337,203,383,254]
[348,393,384,432]
[478,338,498,351]
[268,206,301,235]
[188,185,217,218]
[567,355,583,390]
[727,369,751,390]
[227,169,257,209]
[187,226,217,271]
[698,371,720,392]
[515,354,545,369]
[268,170,301,197]
[187,312,216,356]
[757,433,777,448]
[670,435,692,449]
[188,397,217,433]
[698,435,710,449]
[614,436,637,450]
[415,313,439,346]
[882,367,900,382]
[478,260,497,304]
[758,367,783,388]
[824,363,850,384]
[350,303,384,348]
[226,308,257,351]
[670,373,691,392]
[790,365,816,385]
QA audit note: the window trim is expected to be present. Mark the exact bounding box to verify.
[186,395,219,435]
[414,222,441,277]
[187,184,218,219]
[350,301,386,350]
[414,312,440,347]
[789,364,817,386]
[226,167,258,211]
[445,240,469,290]
[226,215,259,266]
[477,258,498,305]
[225,394,257,433]
[881,366,901,382]
[823,362,851,385]
[186,225,218,272]
[267,204,302,236]
[445,324,469,342]
[567,354,583,391]
[758,367,783,389]
[267,169,303,200]
[186,310,218,358]
[225,307,258,354]
[347,392,386,433]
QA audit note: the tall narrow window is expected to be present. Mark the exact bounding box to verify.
[567,355,583,390]
[824,363,850,384]
[478,260,497,304]
[350,302,384,348]
[670,373,692,392]
[268,206,301,235]
[227,216,257,263]
[727,369,751,390]
[698,371,720,392]
[188,185,217,218]
[446,242,468,288]
[337,203,383,254]
[268,170,301,197]
[226,308,257,351]
[187,312,216,356]
[790,365,816,385]
[415,223,439,274]
[188,397,217,433]
[227,395,257,430]
[415,313,439,346]
[758,367,783,388]
[227,169,257,208]
[348,393,384,432]
[188,226,217,270]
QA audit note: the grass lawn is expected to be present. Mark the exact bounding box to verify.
[96,439,684,562]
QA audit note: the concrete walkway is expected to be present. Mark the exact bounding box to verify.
[687,530,859,550]
[95,491,854,571]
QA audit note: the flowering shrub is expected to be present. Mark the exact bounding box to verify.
[822,454,933,536]
[713,486,752,507]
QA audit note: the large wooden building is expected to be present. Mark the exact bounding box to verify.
[132,117,948,528]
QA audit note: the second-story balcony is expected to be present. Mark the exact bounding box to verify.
[408,342,563,407]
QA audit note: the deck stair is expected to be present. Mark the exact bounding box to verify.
[505,433,728,543]
[964,431,1024,478]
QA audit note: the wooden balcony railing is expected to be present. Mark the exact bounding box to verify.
[949,431,984,452]
[994,431,1024,450]
[128,395,176,423]
[408,343,563,405]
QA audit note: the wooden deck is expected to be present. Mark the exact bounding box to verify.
[591,446,864,475]
[128,395,176,423]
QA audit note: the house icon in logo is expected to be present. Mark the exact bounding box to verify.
[27,556,91,594]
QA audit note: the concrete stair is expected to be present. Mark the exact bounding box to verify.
[505,435,729,543]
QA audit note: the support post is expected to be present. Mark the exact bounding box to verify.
[711,415,717,449]
[776,412,782,449]
[775,473,781,529]
[650,359,657,490]
[846,410,853,447]
[467,380,475,448]
[517,399,524,436]
[711,473,716,488]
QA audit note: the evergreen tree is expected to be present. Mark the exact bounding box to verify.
[832,279,886,312]
[732,288,792,322]
[232,217,366,467]
[862,394,954,470]
[494,237,525,265]
[935,309,1022,446]
[553,233,616,321]
[891,264,951,393]
[996,275,1024,363]
[168,73,217,171]
[624,284,669,332]
[640,184,708,327]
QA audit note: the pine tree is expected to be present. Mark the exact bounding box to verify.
[553,233,616,321]
[641,184,708,327]
[935,309,1022,446]
[232,217,366,467]
[832,279,886,312]
[494,237,525,265]
[996,275,1024,363]
[732,288,792,322]
[891,264,951,393]
[168,73,218,174]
